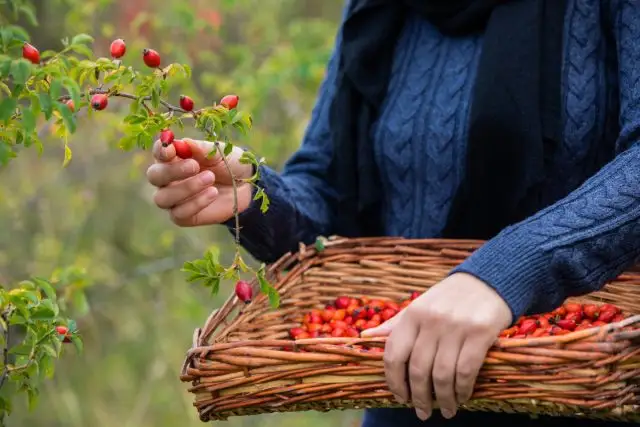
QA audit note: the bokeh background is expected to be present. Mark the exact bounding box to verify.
[2,0,363,425]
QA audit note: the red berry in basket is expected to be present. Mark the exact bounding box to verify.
[289,327,305,339]
[296,332,310,340]
[601,303,620,314]
[173,139,193,159]
[220,94,239,109]
[500,326,519,338]
[142,48,161,68]
[518,319,538,336]
[110,38,126,59]
[160,129,175,147]
[354,319,367,330]
[410,291,421,301]
[537,316,551,329]
[65,99,75,112]
[366,307,377,318]
[583,304,600,320]
[369,300,385,311]
[381,308,397,322]
[553,306,567,317]
[307,323,322,333]
[370,347,384,353]
[364,319,381,330]
[309,313,323,325]
[321,308,335,323]
[332,309,346,321]
[592,320,607,327]
[370,314,382,324]
[556,319,577,331]
[335,296,350,309]
[91,94,108,111]
[234,280,252,304]
[564,302,582,313]
[385,301,400,311]
[331,327,345,337]
[345,327,359,338]
[565,311,583,324]
[331,320,348,330]
[321,324,333,334]
[22,42,40,64]
[180,95,194,112]
[612,314,626,323]
[598,309,616,323]
[344,316,354,325]
[531,328,547,338]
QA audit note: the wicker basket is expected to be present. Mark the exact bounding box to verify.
[180,237,640,422]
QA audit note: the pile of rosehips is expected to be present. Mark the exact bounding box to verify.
[288,292,421,343]
[501,302,626,338]
[22,38,240,162]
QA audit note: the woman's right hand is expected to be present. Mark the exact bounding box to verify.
[146,138,254,227]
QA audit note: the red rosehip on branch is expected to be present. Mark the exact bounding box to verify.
[235,280,253,304]
[160,129,175,147]
[22,42,40,64]
[142,48,161,68]
[173,139,193,159]
[220,94,239,110]
[55,326,72,343]
[65,100,75,112]
[180,95,194,112]
[90,94,108,111]
[110,38,126,59]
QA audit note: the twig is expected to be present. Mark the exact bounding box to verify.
[213,140,241,248]
[0,311,9,390]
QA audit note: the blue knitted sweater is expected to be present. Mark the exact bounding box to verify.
[229,0,640,322]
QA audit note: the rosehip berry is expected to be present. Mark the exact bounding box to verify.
[332,309,346,321]
[110,38,126,59]
[55,326,72,343]
[600,304,620,315]
[307,323,322,333]
[410,291,421,301]
[220,94,239,109]
[564,302,582,313]
[160,129,175,147]
[518,319,538,335]
[309,313,323,325]
[556,319,577,331]
[381,308,397,322]
[22,42,40,64]
[142,48,161,68]
[345,328,359,338]
[295,332,310,340]
[289,327,305,339]
[598,309,617,323]
[334,296,350,309]
[90,94,108,111]
[173,139,193,159]
[65,99,75,112]
[612,314,626,323]
[583,304,600,320]
[565,311,583,324]
[180,95,194,112]
[234,280,252,304]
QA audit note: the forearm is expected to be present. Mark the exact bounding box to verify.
[452,143,640,321]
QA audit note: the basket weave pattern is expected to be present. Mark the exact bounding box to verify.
[180,237,640,422]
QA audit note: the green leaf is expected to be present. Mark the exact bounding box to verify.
[41,344,58,359]
[49,78,62,100]
[71,291,89,316]
[27,388,39,411]
[38,93,53,120]
[21,107,36,134]
[67,319,77,333]
[223,142,233,157]
[63,144,72,167]
[10,59,31,84]
[9,343,32,356]
[70,34,94,46]
[57,102,77,134]
[268,289,280,309]
[40,354,55,378]
[69,43,93,58]
[71,335,83,354]
[151,88,160,108]
[32,278,56,302]
[0,98,16,122]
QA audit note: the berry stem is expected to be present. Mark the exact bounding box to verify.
[213,139,241,249]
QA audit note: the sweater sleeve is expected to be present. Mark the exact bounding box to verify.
[223,10,348,264]
[451,1,640,323]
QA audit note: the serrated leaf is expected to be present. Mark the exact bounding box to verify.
[38,92,53,120]
[57,102,77,134]
[223,142,233,157]
[49,78,62,100]
[67,319,77,333]
[9,343,32,356]
[71,335,83,354]
[21,107,36,134]
[27,388,39,411]
[10,59,31,84]
[32,278,56,302]
[71,33,94,46]
[0,98,16,122]
[40,354,55,378]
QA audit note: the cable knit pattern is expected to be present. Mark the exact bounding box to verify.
[228,0,640,323]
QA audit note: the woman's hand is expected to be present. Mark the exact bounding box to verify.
[146,138,254,227]
[361,272,512,421]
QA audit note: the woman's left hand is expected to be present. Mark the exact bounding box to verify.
[361,272,512,421]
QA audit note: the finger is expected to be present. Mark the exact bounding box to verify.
[169,186,219,224]
[432,333,463,419]
[152,139,177,163]
[408,329,437,421]
[147,159,200,188]
[153,170,215,208]
[184,139,222,166]
[361,311,405,337]
[455,333,495,404]
[383,317,418,404]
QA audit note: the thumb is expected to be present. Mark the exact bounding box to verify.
[183,139,218,164]
[361,312,402,338]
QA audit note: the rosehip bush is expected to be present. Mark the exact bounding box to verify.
[0,0,280,420]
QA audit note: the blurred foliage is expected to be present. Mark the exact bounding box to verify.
[0,0,364,426]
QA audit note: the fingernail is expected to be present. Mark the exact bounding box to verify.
[415,409,431,421]
[205,187,218,199]
[200,171,214,185]
[441,409,455,419]
[182,161,197,174]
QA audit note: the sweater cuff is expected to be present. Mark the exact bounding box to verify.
[449,227,556,324]
[222,165,290,263]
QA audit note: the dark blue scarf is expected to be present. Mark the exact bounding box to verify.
[329,0,568,239]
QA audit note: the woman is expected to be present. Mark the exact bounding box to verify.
[146,0,640,426]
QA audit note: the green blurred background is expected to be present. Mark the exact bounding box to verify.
[2,0,363,425]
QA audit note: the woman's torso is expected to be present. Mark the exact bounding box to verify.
[371,0,621,239]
